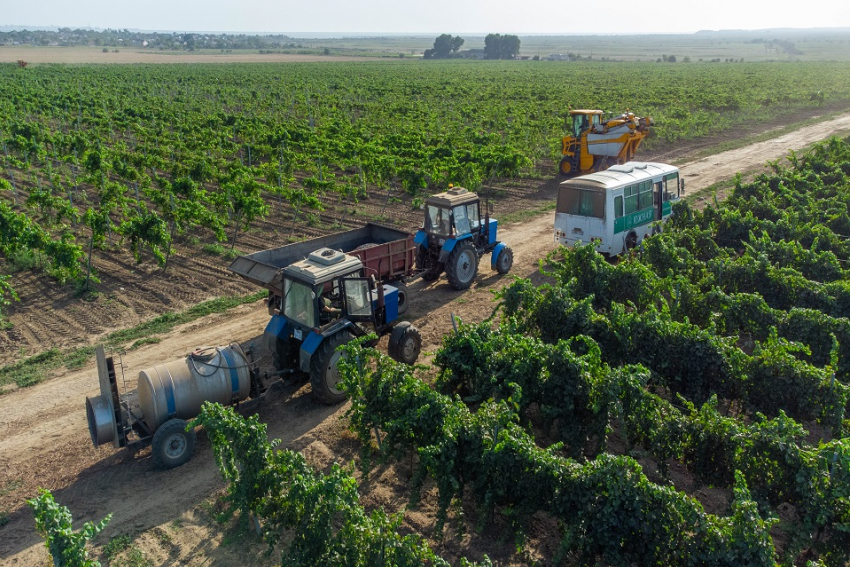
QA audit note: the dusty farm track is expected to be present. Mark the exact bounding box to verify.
[1,115,850,566]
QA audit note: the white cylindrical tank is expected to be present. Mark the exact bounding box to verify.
[137,343,251,432]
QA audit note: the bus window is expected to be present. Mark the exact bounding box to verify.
[639,181,653,210]
[614,195,624,219]
[624,185,638,215]
[557,186,605,218]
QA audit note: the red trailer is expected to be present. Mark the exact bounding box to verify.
[228,223,417,314]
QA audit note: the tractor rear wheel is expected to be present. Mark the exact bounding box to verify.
[495,246,514,275]
[446,241,479,290]
[310,331,354,405]
[388,322,422,365]
[152,419,196,470]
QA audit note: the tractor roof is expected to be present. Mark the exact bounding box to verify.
[426,187,479,208]
[570,109,604,115]
[281,248,363,285]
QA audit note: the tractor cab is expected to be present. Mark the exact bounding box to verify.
[569,109,604,137]
[277,247,395,336]
[422,187,483,241]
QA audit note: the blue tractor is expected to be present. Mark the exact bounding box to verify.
[414,187,513,290]
[230,239,422,405]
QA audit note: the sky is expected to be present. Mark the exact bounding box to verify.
[2,0,850,35]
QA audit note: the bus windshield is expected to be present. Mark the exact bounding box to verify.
[557,186,605,218]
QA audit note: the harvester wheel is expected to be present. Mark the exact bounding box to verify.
[446,240,478,290]
[388,322,422,365]
[395,282,409,315]
[152,418,196,470]
[310,331,353,405]
[495,246,514,275]
[416,245,440,281]
[558,157,573,176]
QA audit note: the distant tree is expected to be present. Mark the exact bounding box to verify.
[683,56,691,63]
[425,34,464,59]
[667,55,677,63]
[484,34,521,60]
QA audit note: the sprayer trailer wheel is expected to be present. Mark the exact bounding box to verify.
[152,418,196,469]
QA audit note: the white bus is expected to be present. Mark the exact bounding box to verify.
[554,162,684,256]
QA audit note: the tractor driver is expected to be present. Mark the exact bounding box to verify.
[319,289,342,324]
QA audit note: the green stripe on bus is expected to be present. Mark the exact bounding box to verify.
[614,207,655,234]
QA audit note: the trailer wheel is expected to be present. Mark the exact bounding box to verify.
[152,419,196,470]
[495,246,514,275]
[395,282,409,315]
[310,331,353,405]
[388,322,422,365]
[416,246,440,281]
[446,240,478,290]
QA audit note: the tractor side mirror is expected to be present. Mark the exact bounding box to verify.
[488,201,494,213]
[680,178,685,195]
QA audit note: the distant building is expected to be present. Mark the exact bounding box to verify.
[548,53,570,61]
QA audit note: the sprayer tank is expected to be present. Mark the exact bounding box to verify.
[136,343,251,432]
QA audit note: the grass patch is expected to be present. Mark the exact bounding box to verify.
[103,534,133,561]
[201,243,242,260]
[0,290,266,390]
[106,291,265,346]
[0,510,9,527]
[499,201,557,224]
[129,337,162,350]
[113,545,152,567]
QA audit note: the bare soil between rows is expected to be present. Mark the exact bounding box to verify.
[1,109,850,566]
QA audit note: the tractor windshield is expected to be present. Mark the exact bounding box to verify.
[426,205,452,237]
[572,114,588,137]
[283,279,317,328]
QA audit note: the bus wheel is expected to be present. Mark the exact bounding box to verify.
[625,232,638,251]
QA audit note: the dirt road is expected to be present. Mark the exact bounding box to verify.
[1,113,850,566]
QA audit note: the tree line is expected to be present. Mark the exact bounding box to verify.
[424,33,521,60]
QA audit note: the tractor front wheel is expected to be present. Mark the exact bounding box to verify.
[310,331,353,405]
[446,241,479,290]
[495,246,514,275]
[395,282,409,315]
[558,157,573,176]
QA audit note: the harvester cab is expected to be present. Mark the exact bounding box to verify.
[264,247,421,404]
[559,109,653,177]
[414,187,513,290]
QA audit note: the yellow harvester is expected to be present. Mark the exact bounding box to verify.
[559,110,653,176]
